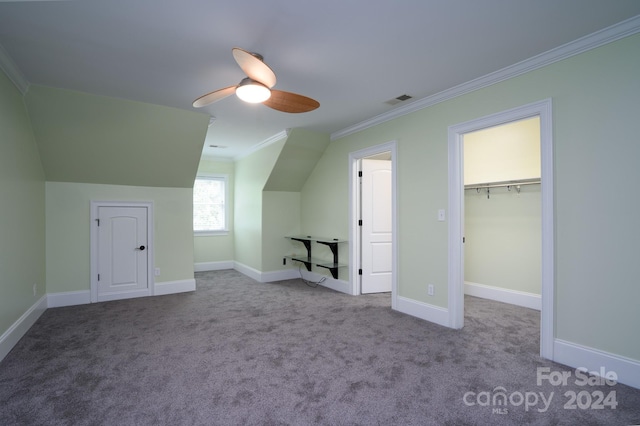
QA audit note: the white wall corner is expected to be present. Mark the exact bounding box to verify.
[553,338,640,390]
[154,279,196,296]
[47,290,91,308]
[464,281,541,311]
[0,295,47,363]
[395,296,450,328]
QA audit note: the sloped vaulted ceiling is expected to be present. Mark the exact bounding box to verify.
[263,129,330,192]
[25,85,209,188]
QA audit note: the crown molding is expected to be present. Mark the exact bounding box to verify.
[0,42,30,95]
[331,14,640,141]
[234,128,290,161]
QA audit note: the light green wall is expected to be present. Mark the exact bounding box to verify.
[0,70,46,335]
[301,108,450,303]
[25,85,209,188]
[464,186,541,294]
[551,34,640,359]
[262,191,301,272]
[301,33,640,360]
[264,129,330,191]
[46,182,194,293]
[194,159,235,264]
[233,139,286,270]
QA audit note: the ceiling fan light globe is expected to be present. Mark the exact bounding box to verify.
[236,80,271,103]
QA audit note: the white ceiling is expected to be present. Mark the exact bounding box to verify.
[1,0,639,160]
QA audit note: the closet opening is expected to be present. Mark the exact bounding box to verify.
[447,99,554,359]
[463,117,542,312]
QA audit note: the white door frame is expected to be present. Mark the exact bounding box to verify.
[90,201,155,303]
[349,141,398,305]
[447,99,554,359]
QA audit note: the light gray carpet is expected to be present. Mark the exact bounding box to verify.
[1,270,639,425]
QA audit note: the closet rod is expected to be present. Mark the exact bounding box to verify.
[464,178,540,190]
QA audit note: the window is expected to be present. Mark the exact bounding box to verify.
[193,175,228,234]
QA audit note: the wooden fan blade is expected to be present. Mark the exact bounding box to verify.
[232,47,277,88]
[263,90,319,113]
[192,86,237,108]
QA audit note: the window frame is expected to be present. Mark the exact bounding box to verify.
[193,174,229,236]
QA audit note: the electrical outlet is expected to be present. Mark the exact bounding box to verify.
[428,284,434,296]
[155,268,161,276]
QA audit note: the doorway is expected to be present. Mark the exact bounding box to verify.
[361,154,392,293]
[90,201,155,303]
[448,99,554,359]
[349,141,397,305]
[463,117,541,310]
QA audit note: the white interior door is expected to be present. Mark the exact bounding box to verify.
[97,206,149,301]
[361,159,392,293]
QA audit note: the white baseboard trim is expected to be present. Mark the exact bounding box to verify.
[395,296,450,328]
[553,338,640,390]
[261,268,299,282]
[98,289,151,302]
[0,295,47,362]
[233,263,351,294]
[194,261,234,272]
[155,279,196,296]
[48,290,91,308]
[48,281,195,306]
[233,261,262,282]
[465,281,541,311]
[320,278,351,294]
[294,269,350,294]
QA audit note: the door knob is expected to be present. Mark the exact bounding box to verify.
[136,245,146,251]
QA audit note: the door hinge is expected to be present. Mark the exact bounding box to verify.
[358,269,362,275]
[463,237,465,243]
[97,273,100,281]
[95,218,100,226]
[358,171,363,177]
[358,219,363,226]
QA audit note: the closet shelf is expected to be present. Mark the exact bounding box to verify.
[464,177,540,190]
[287,235,347,244]
[284,256,347,271]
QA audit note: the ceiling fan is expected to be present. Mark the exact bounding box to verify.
[192,47,320,113]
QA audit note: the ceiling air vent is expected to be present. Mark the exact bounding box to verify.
[385,94,413,106]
